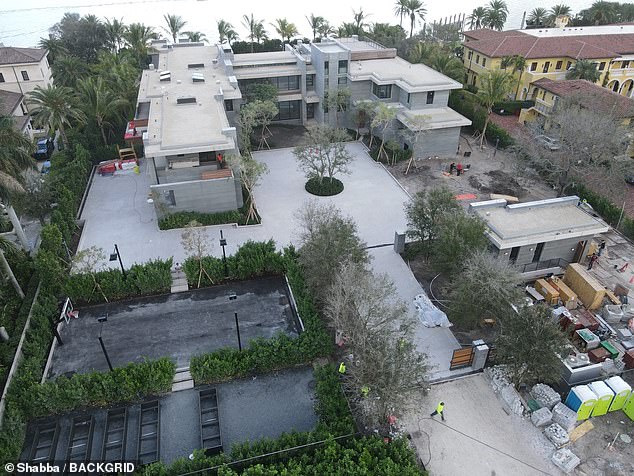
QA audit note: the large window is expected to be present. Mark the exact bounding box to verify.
[338,60,348,74]
[306,103,315,119]
[555,60,563,70]
[273,100,301,121]
[224,99,233,111]
[306,74,315,89]
[530,62,537,71]
[270,75,300,91]
[372,83,392,99]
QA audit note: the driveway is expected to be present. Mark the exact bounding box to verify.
[78,142,460,377]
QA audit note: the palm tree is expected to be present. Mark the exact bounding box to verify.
[565,59,601,82]
[501,55,527,99]
[38,36,68,65]
[402,0,426,38]
[104,17,127,53]
[484,0,509,30]
[0,114,35,267]
[163,13,187,43]
[123,22,158,67]
[549,4,572,24]
[527,8,548,26]
[476,70,514,148]
[254,23,268,44]
[242,14,265,53]
[467,7,488,29]
[588,1,617,25]
[27,85,84,149]
[51,55,90,89]
[318,21,335,38]
[217,20,238,45]
[184,31,207,43]
[428,53,464,82]
[409,42,438,64]
[306,14,325,41]
[272,18,299,43]
[77,77,128,145]
[352,7,370,35]
[394,0,409,27]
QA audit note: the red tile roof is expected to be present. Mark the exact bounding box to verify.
[464,29,634,60]
[532,78,634,117]
[0,47,46,65]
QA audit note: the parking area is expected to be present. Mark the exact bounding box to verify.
[22,366,317,465]
[47,276,299,378]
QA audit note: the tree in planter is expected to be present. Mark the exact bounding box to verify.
[181,220,214,288]
[515,95,632,201]
[237,100,279,153]
[295,201,368,303]
[371,102,397,162]
[293,125,353,195]
[432,210,489,275]
[476,70,514,148]
[447,251,524,329]
[496,304,569,389]
[327,261,429,430]
[326,88,351,128]
[228,154,268,224]
[405,186,461,260]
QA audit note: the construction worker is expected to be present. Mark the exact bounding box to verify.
[430,401,445,421]
[338,362,346,374]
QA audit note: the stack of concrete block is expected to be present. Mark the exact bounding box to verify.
[544,423,570,446]
[551,402,577,432]
[552,448,581,473]
[484,365,511,394]
[530,407,553,427]
[531,384,561,410]
[501,385,526,416]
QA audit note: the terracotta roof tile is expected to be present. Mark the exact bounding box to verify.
[532,78,634,117]
[0,90,24,115]
[0,47,46,65]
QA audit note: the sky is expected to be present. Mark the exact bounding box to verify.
[0,0,594,47]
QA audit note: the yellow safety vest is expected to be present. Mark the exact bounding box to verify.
[338,362,346,374]
[436,403,444,413]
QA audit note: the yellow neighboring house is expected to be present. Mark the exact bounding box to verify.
[463,24,634,100]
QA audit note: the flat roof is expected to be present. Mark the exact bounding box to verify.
[397,107,471,131]
[138,45,239,157]
[349,56,463,93]
[313,42,347,54]
[336,38,383,52]
[232,50,297,65]
[234,64,302,80]
[470,196,609,249]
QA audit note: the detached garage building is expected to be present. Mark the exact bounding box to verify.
[470,196,609,275]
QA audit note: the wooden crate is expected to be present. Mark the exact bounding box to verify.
[563,263,605,310]
[535,279,560,305]
[548,277,578,309]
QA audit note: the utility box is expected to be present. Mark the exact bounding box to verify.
[393,231,406,254]
[471,340,489,371]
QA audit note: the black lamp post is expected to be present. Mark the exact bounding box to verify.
[109,244,127,279]
[97,315,114,371]
[228,293,242,351]
[220,230,228,278]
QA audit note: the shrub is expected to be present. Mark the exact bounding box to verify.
[159,209,245,230]
[305,177,344,196]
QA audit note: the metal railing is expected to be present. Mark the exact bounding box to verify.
[520,258,569,274]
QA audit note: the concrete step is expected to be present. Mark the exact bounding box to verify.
[172,379,194,392]
[173,370,192,383]
[170,269,189,293]
[171,283,189,293]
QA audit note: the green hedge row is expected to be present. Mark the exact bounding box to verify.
[492,100,535,115]
[64,258,173,305]
[449,90,515,148]
[568,183,634,240]
[188,242,333,384]
[368,140,413,164]
[159,209,245,230]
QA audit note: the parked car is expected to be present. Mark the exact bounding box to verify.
[535,135,561,151]
[33,137,54,160]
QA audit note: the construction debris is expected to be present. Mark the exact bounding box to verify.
[544,423,570,446]
[552,402,578,432]
[484,366,525,415]
[531,384,561,410]
[531,407,553,427]
[569,420,594,443]
[552,448,581,473]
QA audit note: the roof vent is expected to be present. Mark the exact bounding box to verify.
[188,63,204,69]
[159,71,171,82]
[176,96,197,104]
[192,72,205,82]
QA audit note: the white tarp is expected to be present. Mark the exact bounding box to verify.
[414,292,452,328]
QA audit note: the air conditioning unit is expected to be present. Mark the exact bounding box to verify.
[565,353,590,369]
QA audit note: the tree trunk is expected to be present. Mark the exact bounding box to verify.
[7,206,30,251]
[59,123,70,150]
[515,71,523,100]
[480,113,491,149]
[98,119,108,146]
[0,248,24,298]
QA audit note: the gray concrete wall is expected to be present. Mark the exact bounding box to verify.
[408,90,450,109]
[414,126,461,157]
[150,177,242,218]
[496,235,593,267]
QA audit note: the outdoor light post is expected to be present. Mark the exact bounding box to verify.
[220,230,228,278]
[109,244,127,279]
[97,315,114,371]
[228,293,242,351]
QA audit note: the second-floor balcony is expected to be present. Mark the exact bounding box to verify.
[533,98,553,116]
